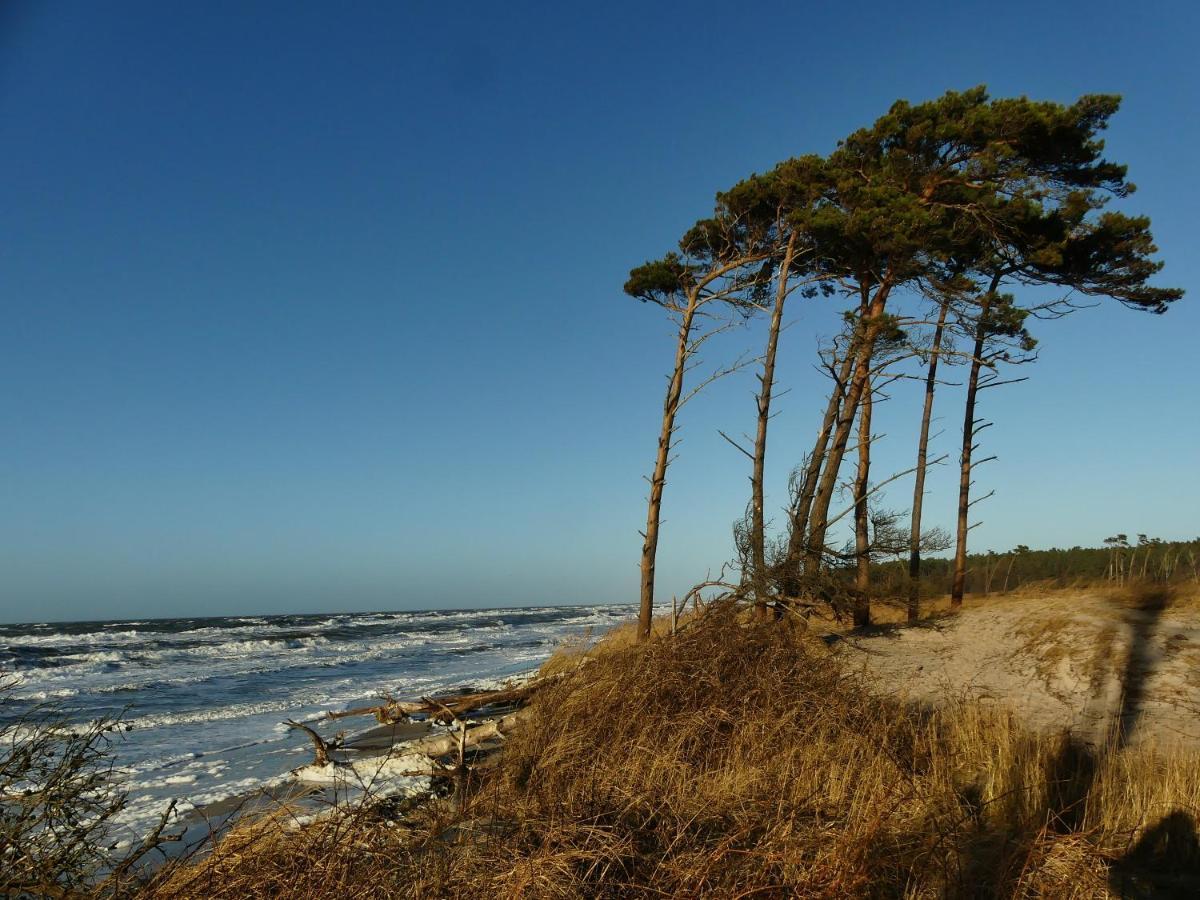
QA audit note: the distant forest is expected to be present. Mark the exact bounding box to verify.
[871,535,1200,599]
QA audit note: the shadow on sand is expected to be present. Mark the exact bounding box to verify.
[1063,585,1200,896]
[947,584,1200,896]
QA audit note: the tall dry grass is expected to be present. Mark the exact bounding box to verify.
[148,604,1200,898]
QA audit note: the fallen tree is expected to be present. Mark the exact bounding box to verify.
[402,707,531,761]
[287,679,545,785]
[324,679,546,726]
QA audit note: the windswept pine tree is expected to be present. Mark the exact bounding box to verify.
[930,94,1185,607]
[950,287,1037,606]
[841,319,915,626]
[628,86,1180,633]
[625,200,779,640]
[786,87,1182,611]
[710,160,831,619]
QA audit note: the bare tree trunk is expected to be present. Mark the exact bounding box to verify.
[907,299,949,622]
[639,287,701,640]
[853,377,873,629]
[783,338,856,586]
[951,274,1000,608]
[751,233,797,619]
[1003,552,1016,592]
[805,283,893,571]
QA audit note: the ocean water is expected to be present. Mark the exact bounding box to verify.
[0,604,633,843]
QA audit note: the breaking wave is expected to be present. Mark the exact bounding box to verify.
[0,603,634,839]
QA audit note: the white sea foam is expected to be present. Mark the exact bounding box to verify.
[5,633,438,698]
[1,629,144,647]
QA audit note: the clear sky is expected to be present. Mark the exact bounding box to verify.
[2,1,1196,623]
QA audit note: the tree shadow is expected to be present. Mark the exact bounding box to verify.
[1113,584,1170,749]
[1092,586,1200,894]
[1045,735,1097,834]
[952,583,1200,895]
[1102,586,1200,895]
[947,736,1200,897]
[1109,810,1200,898]
[823,613,953,647]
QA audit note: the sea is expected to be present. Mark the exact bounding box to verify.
[0,603,633,845]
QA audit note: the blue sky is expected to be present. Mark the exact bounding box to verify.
[1,1,1196,622]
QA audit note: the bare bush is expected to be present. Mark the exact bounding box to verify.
[0,679,130,895]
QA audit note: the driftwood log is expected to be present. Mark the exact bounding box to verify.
[285,720,340,767]
[326,680,547,725]
[289,681,542,774]
[406,707,531,760]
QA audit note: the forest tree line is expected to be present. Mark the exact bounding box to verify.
[871,536,1200,600]
[625,86,1183,638]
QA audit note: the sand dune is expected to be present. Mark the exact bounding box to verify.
[844,590,1200,749]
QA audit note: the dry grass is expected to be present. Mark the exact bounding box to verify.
[147,604,1200,899]
[974,578,1200,610]
[537,603,703,677]
[1098,580,1193,613]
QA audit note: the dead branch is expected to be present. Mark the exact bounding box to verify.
[285,720,338,767]
[680,579,742,615]
[717,429,754,460]
[819,455,948,535]
[679,351,761,408]
[102,799,182,891]
[426,699,470,800]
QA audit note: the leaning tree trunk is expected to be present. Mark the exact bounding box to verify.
[951,276,1000,608]
[907,299,950,622]
[805,283,892,571]
[782,336,857,592]
[639,287,701,640]
[852,376,873,628]
[750,233,797,619]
